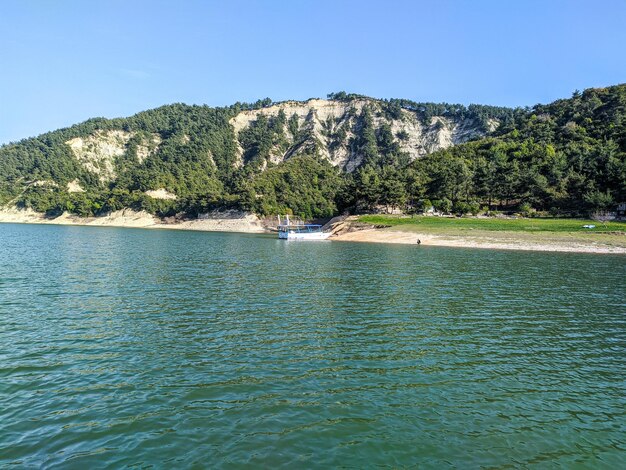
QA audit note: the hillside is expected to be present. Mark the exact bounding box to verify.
[0,85,624,219]
[405,85,626,215]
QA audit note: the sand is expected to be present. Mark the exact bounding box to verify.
[0,207,266,233]
[331,228,626,254]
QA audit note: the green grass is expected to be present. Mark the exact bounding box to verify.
[358,215,626,233]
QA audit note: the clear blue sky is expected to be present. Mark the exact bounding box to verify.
[1,0,625,144]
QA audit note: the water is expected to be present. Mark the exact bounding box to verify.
[1,223,624,468]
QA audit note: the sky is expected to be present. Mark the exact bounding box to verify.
[1,0,625,144]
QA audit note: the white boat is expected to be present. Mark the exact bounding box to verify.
[277,215,330,240]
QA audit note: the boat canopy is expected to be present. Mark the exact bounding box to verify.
[277,224,323,233]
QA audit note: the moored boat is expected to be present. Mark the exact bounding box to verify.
[277,215,330,240]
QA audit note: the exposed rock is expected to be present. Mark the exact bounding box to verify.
[136,134,162,163]
[66,130,132,182]
[31,180,58,188]
[66,130,162,178]
[145,188,177,200]
[67,179,85,193]
[57,99,494,187]
[86,209,158,227]
[229,98,496,172]
[181,209,265,232]
[0,206,158,228]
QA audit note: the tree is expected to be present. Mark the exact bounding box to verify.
[584,190,614,211]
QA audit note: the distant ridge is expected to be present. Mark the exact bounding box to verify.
[1,84,624,219]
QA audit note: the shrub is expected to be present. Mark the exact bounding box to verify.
[468,201,481,215]
[519,202,535,217]
[435,198,452,214]
[453,201,471,215]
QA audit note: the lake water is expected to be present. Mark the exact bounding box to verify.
[1,223,625,468]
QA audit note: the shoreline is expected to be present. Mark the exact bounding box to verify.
[2,208,625,254]
[0,208,268,234]
[331,228,626,254]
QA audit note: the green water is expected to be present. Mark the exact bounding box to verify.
[1,224,624,468]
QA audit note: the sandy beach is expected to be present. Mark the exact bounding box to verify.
[331,228,626,254]
[0,207,267,233]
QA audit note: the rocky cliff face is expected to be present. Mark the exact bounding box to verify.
[65,130,161,182]
[230,98,496,172]
[54,99,497,184]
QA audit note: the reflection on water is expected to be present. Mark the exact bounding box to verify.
[1,224,625,467]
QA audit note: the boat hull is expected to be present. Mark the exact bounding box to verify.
[279,231,330,241]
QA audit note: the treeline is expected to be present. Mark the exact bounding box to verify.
[327,90,525,131]
[344,136,623,216]
[1,84,624,219]
[343,85,626,215]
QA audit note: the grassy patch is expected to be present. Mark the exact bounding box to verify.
[358,215,626,234]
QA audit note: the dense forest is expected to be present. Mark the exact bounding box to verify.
[1,84,624,219]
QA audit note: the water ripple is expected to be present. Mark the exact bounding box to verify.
[0,224,625,468]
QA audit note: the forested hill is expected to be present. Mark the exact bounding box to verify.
[1,84,624,219]
[404,84,626,215]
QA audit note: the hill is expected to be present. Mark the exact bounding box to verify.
[0,85,624,219]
